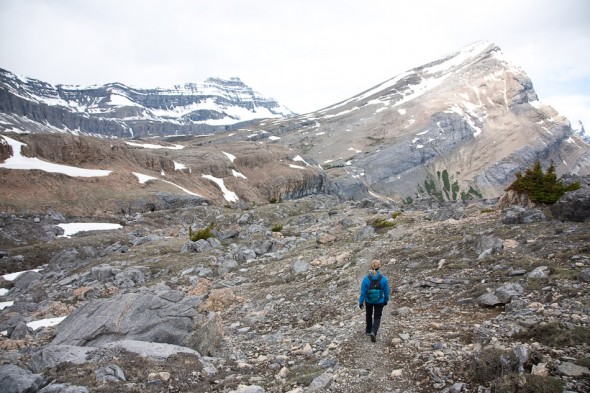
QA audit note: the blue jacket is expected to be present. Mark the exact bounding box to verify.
[359,271,390,305]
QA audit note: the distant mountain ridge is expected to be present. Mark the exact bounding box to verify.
[0,69,294,138]
[216,41,590,201]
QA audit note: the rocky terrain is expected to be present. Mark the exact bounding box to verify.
[0,176,589,392]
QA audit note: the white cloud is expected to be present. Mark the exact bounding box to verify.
[0,0,588,119]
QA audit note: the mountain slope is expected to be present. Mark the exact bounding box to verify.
[230,41,590,201]
[0,70,294,138]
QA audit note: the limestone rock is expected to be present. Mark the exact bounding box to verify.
[51,289,221,354]
[0,364,45,393]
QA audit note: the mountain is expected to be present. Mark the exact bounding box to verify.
[1,41,589,210]
[221,41,590,201]
[0,69,294,138]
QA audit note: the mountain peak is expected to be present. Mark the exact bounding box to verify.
[0,69,295,137]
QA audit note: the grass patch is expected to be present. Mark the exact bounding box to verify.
[188,221,215,241]
[492,374,564,393]
[515,322,590,347]
[271,224,283,232]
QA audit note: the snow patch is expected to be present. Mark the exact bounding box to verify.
[202,174,238,202]
[3,269,43,282]
[289,164,305,170]
[232,169,247,180]
[27,316,67,330]
[174,161,187,170]
[125,141,184,150]
[0,301,14,310]
[292,155,311,166]
[57,223,123,238]
[222,151,236,162]
[0,135,112,177]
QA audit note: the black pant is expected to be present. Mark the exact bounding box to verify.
[365,303,384,335]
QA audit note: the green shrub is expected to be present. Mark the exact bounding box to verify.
[271,224,283,232]
[506,161,580,204]
[391,211,402,219]
[370,217,396,230]
[189,221,215,241]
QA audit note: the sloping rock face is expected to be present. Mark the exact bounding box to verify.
[0,69,294,138]
[550,175,590,222]
[236,41,590,201]
[51,289,223,356]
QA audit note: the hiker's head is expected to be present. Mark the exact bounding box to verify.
[370,259,381,275]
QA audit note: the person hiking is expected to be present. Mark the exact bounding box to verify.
[359,259,390,342]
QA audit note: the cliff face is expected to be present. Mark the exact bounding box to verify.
[0,70,294,138]
[0,133,328,215]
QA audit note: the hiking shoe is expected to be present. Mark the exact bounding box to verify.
[365,331,371,336]
[370,333,376,342]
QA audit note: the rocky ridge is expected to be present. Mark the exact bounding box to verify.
[209,41,590,202]
[0,69,294,138]
[0,182,589,392]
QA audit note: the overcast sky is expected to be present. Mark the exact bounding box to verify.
[1,0,588,130]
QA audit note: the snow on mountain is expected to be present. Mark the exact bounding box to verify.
[0,69,295,137]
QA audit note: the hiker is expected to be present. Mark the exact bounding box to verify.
[359,259,390,342]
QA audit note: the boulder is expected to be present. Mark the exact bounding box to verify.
[0,364,45,393]
[477,283,524,306]
[550,177,590,222]
[528,266,550,279]
[13,270,42,290]
[29,345,96,373]
[91,265,121,283]
[579,268,590,283]
[99,340,201,361]
[95,364,126,383]
[51,289,222,354]
[501,206,546,224]
[38,384,90,393]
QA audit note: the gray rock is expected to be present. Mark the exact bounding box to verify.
[528,266,550,279]
[292,258,310,274]
[38,383,90,393]
[237,248,257,262]
[95,364,126,383]
[229,385,265,393]
[394,307,413,315]
[475,236,503,255]
[208,238,222,249]
[557,361,590,377]
[237,214,252,225]
[502,206,546,224]
[51,290,222,355]
[0,364,45,393]
[476,283,524,306]
[13,270,42,290]
[91,265,121,283]
[29,345,95,373]
[550,180,590,222]
[114,267,149,287]
[308,372,333,392]
[9,321,29,339]
[579,268,590,283]
[355,226,375,241]
[99,340,202,361]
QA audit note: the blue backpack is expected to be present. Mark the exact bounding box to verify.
[366,275,383,303]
